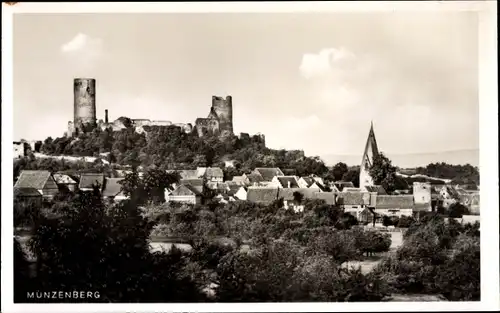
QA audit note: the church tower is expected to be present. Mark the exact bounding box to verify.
[359,121,380,190]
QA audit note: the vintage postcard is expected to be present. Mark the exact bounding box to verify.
[1,1,498,312]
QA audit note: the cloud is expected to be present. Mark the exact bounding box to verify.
[60,33,103,73]
[299,47,357,80]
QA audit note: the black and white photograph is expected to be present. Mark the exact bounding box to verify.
[1,1,498,312]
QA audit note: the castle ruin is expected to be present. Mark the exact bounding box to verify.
[195,96,234,138]
[66,79,239,140]
[68,78,97,136]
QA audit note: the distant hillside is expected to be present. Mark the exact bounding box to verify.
[321,149,479,168]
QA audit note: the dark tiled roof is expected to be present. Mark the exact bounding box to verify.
[180,178,204,187]
[246,187,279,204]
[364,185,387,194]
[376,195,414,209]
[277,176,300,188]
[254,168,284,181]
[79,173,105,189]
[277,188,315,201]
[312,192,336,205]
[170,184,201,196]
[337,192,367,205]
[102,178,125,197]
[14,170,55,190]
[14,187,42,197]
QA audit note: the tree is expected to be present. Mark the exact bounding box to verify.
[342,167,360,187]
[448,202,470,218]
[23,186,204,303]
[369,152,398,193]
[330,162,349,182]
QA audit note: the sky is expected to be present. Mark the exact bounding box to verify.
[13,12,479,160]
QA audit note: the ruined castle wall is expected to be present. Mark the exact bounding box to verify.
[195,118,219,137]
[212,95,233,135]
[74,78,97,130]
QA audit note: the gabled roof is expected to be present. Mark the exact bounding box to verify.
[246,187,279,204]
[180,178,204,194]
[205,167,224,178]
[277,176,300,188]
[364,185,387,194]
[14,170,55,190]
[79,173,105,189]
[254,168,284,181]
[375,195,414,209]
[180,178,204,187]
[102,178,125,197]
[14,187,42,197]
[53,173,77,185]
[170,184,201,196]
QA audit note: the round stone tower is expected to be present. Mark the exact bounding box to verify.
[212,95,233,135]
[74,78,97,133]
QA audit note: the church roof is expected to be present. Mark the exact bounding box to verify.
[361,122,379,168]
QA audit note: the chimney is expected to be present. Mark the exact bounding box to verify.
[105,109,109,124]
[287,181,291,188]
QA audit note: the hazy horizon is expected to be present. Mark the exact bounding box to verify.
[13,12,479,163]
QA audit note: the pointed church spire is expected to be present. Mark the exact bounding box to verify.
[359,121,380,189]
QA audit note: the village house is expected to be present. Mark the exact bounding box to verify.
[52,173,78,192]
[313,192,336,205]
[297,176,325,191]
[246,187,279,205]
[276,188,326,212]
[166,184,202,205]
[374,195,415,218]
[337,191,373,220]
[252,167,285,182]
[271,176,300,189]
[14,170,59,199]
[203,167,224,183]
[14,187,43,207]
[13,141,28,159]
[102,178,128,202]
[78,173,105,192]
